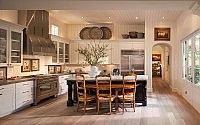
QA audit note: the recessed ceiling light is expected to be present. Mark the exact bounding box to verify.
[81,17,84,19]
[108,17,111,19]
[136,17,138,20]
[162,17,165,19]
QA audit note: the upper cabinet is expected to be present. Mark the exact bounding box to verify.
[0,19,24,66]
[10,31,22,64]
[65,43,69,63]
[58,42,64,63]
[51,35,69,64]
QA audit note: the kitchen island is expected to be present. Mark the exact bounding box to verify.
[66,75,148,106]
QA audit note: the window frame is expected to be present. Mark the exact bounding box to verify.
[51,24,59,36]
[182,29,200,85]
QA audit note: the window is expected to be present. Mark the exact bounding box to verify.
[194,34,200,84]
[182,30,200,85]
[51,25,59,36]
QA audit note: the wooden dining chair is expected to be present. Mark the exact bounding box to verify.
[119,74,137,112]
[96,74,116,114]
[76,74,95,114]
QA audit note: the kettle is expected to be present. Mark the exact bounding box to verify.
[113,68,120,76]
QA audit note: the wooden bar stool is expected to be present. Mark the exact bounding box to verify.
[119,74,137,113]
[76,74,95,114]
[96,75,116,114]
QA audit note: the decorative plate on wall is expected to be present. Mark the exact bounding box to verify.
[79,27,91,39]
[89,27,103,39]
[100,27,112,39]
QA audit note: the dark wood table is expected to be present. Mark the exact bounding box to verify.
[66,75,148,106]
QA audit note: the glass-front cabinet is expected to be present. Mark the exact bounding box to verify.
[0,19,24,66]
[65,43,69,63]
[59,42,64,63]
[11,31,22,63]
[52,41,57,63]
[50,35,69,64]
[0,28,8,64]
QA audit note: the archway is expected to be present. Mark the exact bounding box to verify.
[152,43,172,89]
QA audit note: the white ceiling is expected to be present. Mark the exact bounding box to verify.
[0,0,196,25]
[49,10,183,25]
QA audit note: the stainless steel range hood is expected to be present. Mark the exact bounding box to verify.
[18,10,56,56]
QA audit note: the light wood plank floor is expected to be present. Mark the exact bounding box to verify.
[1,77,200,125]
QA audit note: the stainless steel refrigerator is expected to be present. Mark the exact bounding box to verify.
[121,49,145,75]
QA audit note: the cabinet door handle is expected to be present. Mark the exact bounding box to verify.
[22,91,29,93]
[0,88,4,90]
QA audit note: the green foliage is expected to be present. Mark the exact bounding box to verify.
[195,65,200,84]
[77,42,109,66]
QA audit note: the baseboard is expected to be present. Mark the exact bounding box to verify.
[147,88,153,92]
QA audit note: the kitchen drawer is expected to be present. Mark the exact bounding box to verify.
[0,84,15,97]
[59,75,70,82]
[0,84,15,117]
[15,81,34,110]
[16,89,33,99]
[16,81,33,88]
[16,92,33,109]
[16,97,33,109]
[16,81,34,92]
[0,84,15,92]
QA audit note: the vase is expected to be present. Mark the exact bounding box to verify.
[89,66,100,78]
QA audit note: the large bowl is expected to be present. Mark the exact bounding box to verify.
[137,32,145,39]
[122,34,130,39]
[129,31,137,38]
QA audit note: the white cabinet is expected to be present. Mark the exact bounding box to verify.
[119,42,133,50]
[119,40,144,50]
[0,19,24,66]
[51,35,69,64]
[0,84,15,117]
[132,42,144,50]
[15,81,34,110]
[70,42,79,64]
[58,75,69,95]
[111,42,120,64]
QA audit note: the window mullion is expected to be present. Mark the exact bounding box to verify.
[192,37,195,84]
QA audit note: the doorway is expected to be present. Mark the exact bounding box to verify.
[152,44,171,86]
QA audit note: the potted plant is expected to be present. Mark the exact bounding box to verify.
[77,42,109,77]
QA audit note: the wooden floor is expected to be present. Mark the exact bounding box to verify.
[1,77,200,125]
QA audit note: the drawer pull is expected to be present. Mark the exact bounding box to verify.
[22,91,29,93]
[23,100,30,103]
[0,88,4,90]
[23,84,29,86]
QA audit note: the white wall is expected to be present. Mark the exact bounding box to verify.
[49,15,68,39]
[176,11,200,113]
[0,10,18,24]
[145,10,176,91]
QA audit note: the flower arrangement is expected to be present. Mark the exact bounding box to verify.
[77,42,109,66]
